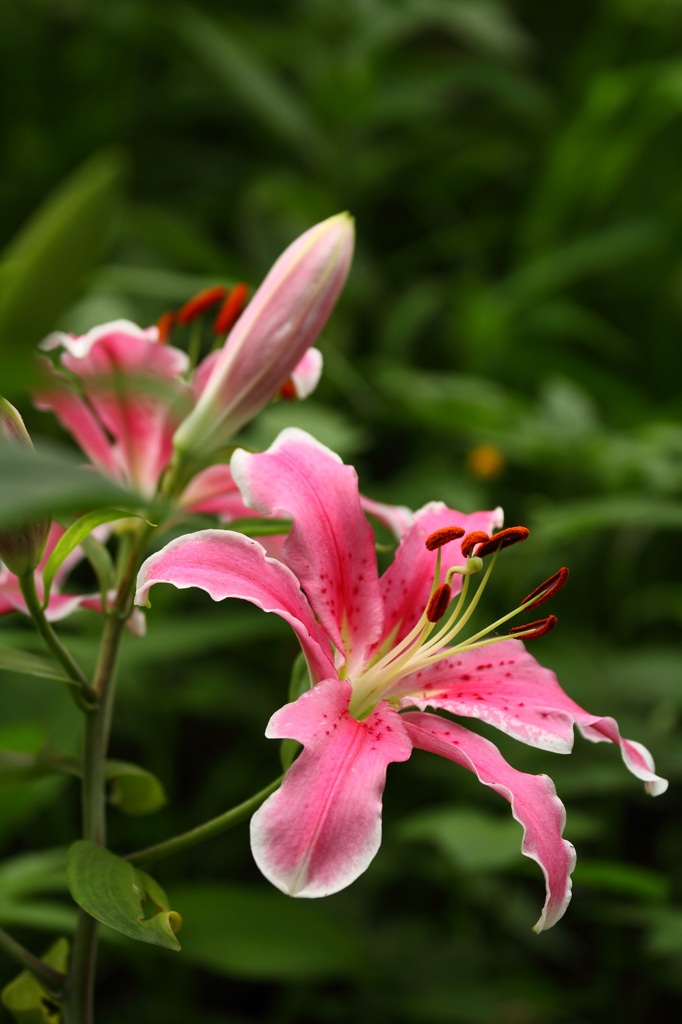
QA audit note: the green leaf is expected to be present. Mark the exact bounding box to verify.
[41,508,144,606]
[105,761,167,816]
[172,882,368,980]
[0,937,68,1024]
[0,442,135,526]
[0,152,126,394]
[66,841,181,951]
[0,648,71,686]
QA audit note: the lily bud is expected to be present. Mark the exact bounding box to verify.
[0,398,51,574]
[173,212,355,458]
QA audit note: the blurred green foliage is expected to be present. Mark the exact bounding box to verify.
[1,0,682,1020]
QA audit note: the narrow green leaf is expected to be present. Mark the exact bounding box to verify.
[0,648,71,685]
[41,508,142,606]
[0,151,126,393]
[79,533,116,605]
[105,761,167,816]
[66,841,181,951]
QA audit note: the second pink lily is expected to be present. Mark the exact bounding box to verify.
[36,214,354,503]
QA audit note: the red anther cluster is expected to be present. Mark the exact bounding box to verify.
[522,567,570,611]
[475,526,530,558]
[509,615,557,640]
[177,286,228,325]
[426,583,452,623]
[425,526,466,552]
[460,531,490,557]
[214,283,250,335]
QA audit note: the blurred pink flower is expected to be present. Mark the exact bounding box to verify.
[36,213,354,502]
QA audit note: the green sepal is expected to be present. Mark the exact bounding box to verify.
[0,937,68,1023]
[66,841,181,951]
[279,652,311,771]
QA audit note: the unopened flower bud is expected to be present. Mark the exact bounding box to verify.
[0,398,51,574]
[173,213,355,458]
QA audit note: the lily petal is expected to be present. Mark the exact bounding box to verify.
[400,639,668,795]
[402,711,576,931]
[135,529,335,683]
[232,428,384,676]
[251,679,412,896]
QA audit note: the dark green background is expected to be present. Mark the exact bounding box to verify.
[1,1,681,1021]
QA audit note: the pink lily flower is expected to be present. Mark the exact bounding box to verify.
[135,429,666,930]
[35,214,354,503]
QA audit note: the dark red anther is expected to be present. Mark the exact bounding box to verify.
[522,567,570,611]
[509,615,557,639]
[214,282,250,335]
[461,531,489,557]
[177,285,228,324]
[156,311,176,343]
[475,526,530,558]
[426,583,452,623]
[425,526,466,552]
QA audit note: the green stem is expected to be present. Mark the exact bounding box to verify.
[64,521,154,1024]
[0,926,65,994]
[18,571,97,711]
[125,776,283,868]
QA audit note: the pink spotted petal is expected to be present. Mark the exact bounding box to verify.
[135,529,335,683]
[402,711,575,931]
[231,428,384,676]
[250,680,412,896]
[399,640,668,795]
[378,502,504,647]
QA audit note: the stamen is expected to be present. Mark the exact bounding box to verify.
[156,311,176,343]
[522,567,569,611]
[509,615,557,639]
[279,378,297,401]
[425,526,466,551]
[475,526,530,558]
[214,283,250,335]
[461,531,489,557]
[177,286,228,324]
[426,583,452,623]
